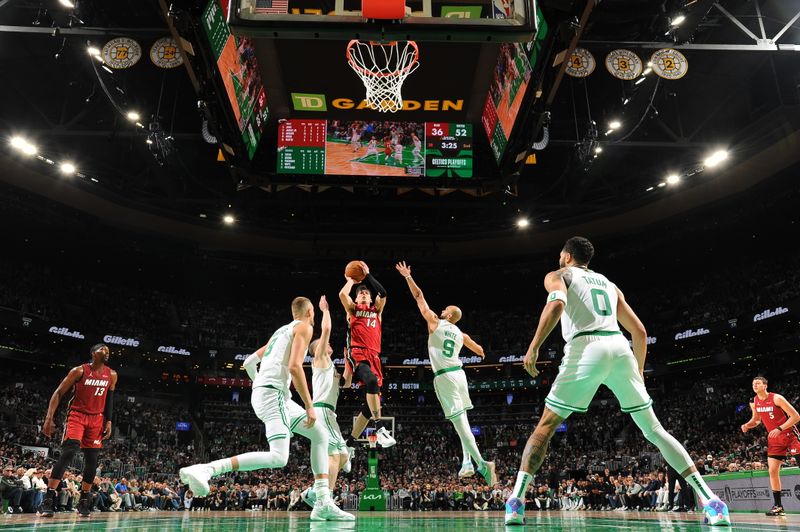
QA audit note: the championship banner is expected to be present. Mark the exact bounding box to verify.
[605,49,643,80]
[649,48,688,80]
[102,38,142,69]
[705,470,800,512]
[565,48,595,78]
[150,38,184,69]
[21,445,49,459]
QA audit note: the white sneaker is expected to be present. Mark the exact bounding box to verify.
[343,447,354,473]
[458,462,475,478]
[301,487,316,509]
[179,464,213,497]
[311,501,356,521]
[375,427,396,448]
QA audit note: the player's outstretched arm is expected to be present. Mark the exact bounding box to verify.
[772,395,800,437]
[361,261,388,313]
[462,333,485,359]
[339,277,356,315]
[523,271,567,377]
[42,366,84,438]
[741,403,761,433]
[315,295,332,365]
[396,261,438,333]
[288,322,316,428]
[615,287,648,377]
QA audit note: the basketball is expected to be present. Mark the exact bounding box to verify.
[345,260,366,282]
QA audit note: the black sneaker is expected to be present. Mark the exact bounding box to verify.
[766,505,785,517]
[40,492,56,517]
[78,493,93,518]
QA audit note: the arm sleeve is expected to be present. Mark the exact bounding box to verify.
[242,352,261,381]
[364,273,387,298]
[103,389,114,421]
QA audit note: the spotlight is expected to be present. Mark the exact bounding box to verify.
[608,120,621,130]
[623,98,630,105]
[657,182,666,188]
[223,214,235,225]
[594,146,603,154]
[59,0,75,7]
[516,217,530,229]
[704,150,729,167]
[59,162,76,175]
[126,111,141,121]
[646,186,654,192]
[635,77,646,85]
[9,136,37,156]
[671,14,686,27]
[666,174,680,185]
[642,67,652,76]
[87,46,100,56]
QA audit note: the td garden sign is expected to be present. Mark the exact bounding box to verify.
[291,93,464,113]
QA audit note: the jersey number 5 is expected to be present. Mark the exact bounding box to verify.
[590,288,612,316]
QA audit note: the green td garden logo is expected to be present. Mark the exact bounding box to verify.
[291,93,327,111]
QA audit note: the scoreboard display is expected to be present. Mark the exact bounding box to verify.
[277,119,326,174]
[277,119,473,178]
[425,123,473,178]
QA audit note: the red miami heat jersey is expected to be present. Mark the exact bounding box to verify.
[754,392,790,432]
[69,364,113,415]
[348,304,382,353]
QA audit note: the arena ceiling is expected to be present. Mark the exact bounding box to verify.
[0,0,799,246]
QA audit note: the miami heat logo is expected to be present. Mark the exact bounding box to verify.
[102,38,142,69]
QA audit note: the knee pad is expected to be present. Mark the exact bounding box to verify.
[82,448,100,485]
[355,363,380,394]
[52,439,80,479]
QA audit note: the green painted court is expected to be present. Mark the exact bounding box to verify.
[2,511,797,531]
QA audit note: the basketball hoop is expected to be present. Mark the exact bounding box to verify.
[346,39,419,113]
[367,432,378,449]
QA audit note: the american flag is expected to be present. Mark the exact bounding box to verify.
[254,0,288,14]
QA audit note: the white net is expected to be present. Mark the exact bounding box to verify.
[346,40,420,113]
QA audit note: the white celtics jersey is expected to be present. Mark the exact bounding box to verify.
[312,362,339,409]
[560,267,621,342]
[428,320,464,373]
[252,320,302,393]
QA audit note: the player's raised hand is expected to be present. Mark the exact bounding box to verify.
[319,295,329,312]
[740,424,750,433]
[395,261,412,278]
[304,407,317,428]
[42,417,55,438]
[523,349,540,378]
[359,261,370,275]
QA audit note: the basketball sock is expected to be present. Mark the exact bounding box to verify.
[461,440,471,466]
[773,490,782,507]
[450,412,485,466]
[313,478,331,505]
[511,471,533,500]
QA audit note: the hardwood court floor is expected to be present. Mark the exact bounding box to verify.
[1,510,796,531]
[325,141,419,177]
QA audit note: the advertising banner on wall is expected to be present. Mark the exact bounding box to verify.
[704,470,800,512]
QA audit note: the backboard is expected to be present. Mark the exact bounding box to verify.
[227,0,539,43]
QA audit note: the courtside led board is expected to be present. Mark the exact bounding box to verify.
[277,119,472,178]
